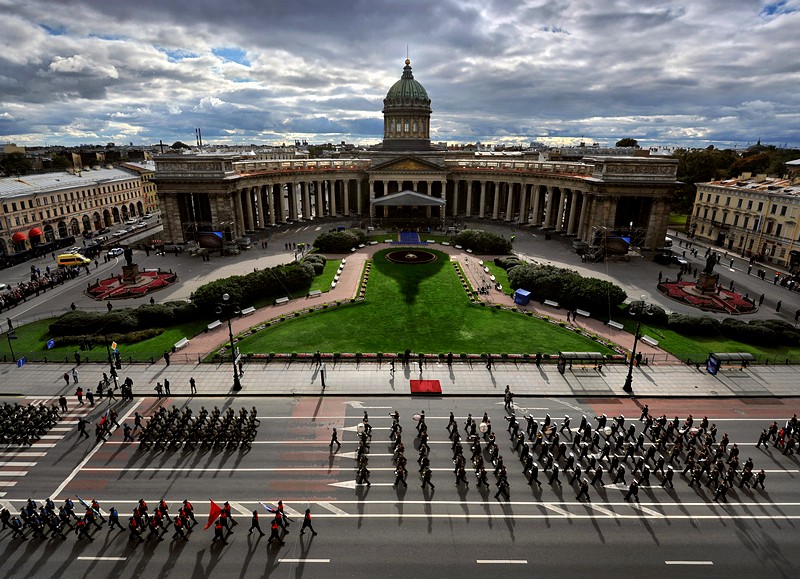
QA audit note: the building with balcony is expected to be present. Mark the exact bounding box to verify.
[692,173,800,269]
[0,166,148,256]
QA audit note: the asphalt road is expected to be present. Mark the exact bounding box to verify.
[1,395,799,578]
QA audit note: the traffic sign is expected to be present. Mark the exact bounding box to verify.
[47,339,55,349]
[16,357,25,368]
[111,341,118,350]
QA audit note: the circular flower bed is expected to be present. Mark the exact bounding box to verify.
[658,280,756,314]
[385,249,437,264]
[87,270,179,300]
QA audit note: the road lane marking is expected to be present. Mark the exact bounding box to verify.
[39,434,65,440]
[585,504,618,517]
[665,561,713,565]
[0,461,36,467]
[77,556,127,561]
[51,398,143,499]
[0,482,17,487]
[0,471,27,476]
[542,504,570,517]
[230,501,250,517]
[316,502,349,516]
[630,504,665,518]
[0,452,47,458]
[477,560,528,564]
[279,559,330,563]
[328,481,395,488]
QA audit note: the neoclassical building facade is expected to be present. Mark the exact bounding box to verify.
[154,60,679,250]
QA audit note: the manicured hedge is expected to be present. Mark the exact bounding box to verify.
[49,301,198,337]
[313,230,367,253]
[663,314,800,346]
[508,264,627,312]
[453,229,512,254]
[494,256,524,270]
[192,263,314,311]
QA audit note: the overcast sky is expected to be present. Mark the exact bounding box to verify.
[1,0,799,149]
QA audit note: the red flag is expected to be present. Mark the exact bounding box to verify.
[204,500,222,530]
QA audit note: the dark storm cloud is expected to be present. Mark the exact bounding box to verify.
[1,0,798,147]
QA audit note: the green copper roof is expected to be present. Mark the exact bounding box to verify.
[384,59,431,109]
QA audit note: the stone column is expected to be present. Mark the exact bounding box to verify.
[244,188,255,231]
[426,181,432,218]
[577,192,589,239]
[343,179,350,217]
[518,182,528,224]
[505,182,514,222]
[302,181,311,220]
[452,180,459,218]
[356,179,363,216]
[315,180,323,217]
[465,181,473,218]
[531,184,541,226]
[288,182,299,221]
[369,180,376,218]
[254,186,265,228]
[479,181,487,218]
[554,188,567,231]
[491,182,500,220]
[567,189,579,235]
[267,183,276,225]
[381,180,388,218]
[441,180,447,221]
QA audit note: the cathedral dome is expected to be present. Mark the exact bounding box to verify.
[383,59,431,110]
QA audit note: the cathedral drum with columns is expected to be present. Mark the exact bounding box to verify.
[153,59,679,251]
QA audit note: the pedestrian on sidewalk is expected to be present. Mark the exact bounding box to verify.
[75,386,84,406]
[72,368,79,384]
[486,354,493,370]
[164,378,170,396]
[189,377,197,395]
[776,300,782,312]
[389,359,395,375]
[320,362,326,388]
[300,508,317,535]
[154,382,163,398]
[163,351,170,366]
[86,390,94,406]
[59,395,68,413]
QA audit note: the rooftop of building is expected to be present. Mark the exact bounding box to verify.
[0,166,139,199]
[704,173,800,196]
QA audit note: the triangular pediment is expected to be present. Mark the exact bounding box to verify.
[369,155,445,173]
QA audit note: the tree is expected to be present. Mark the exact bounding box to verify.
[170,141,191,150]
[0,152,33,176]
[50,155,70,171]
[615,138,639,148]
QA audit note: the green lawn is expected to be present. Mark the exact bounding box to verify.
[624,317,800,364]
[0,318,209,363]
[308,259,341,293]
[233,248,613,355]
[484,262,513,295]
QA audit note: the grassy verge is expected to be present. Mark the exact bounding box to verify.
[483,262,513,295]
[0,318,209,363]
[308,259,341,293]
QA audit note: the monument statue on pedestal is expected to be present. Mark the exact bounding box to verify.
[124,247,134,267]
[696,252,719,294]
[703,252,716,275]
[121,247,140,283]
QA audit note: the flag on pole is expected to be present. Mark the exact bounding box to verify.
[76,495,99,515]
[259,501,276,514]
[204,500,222,530]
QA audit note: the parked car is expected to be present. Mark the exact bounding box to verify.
[99,227,111,234]
[112,231,125,238]
[143,213,153,219]
[107,247,124,258]
[671,255,689,266]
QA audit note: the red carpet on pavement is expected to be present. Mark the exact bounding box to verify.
[410,379,442,394]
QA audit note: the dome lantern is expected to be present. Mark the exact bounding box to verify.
[382,58,432,151]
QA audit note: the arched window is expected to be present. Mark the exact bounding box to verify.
[413,121,418,133]
[404,121,410,132]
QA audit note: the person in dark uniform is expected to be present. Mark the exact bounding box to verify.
[576,478,590,501]
[108,506,124,531]
[172,514,189,541]
[267,515,284,545]
[75,517,93,541]
[300,509,317,535]
[625,480,640,501]
[495,477,510,500]
[212,517,227,544]
[248,510,265,536]
[394,464,408,487]
[548,464,562,486]
[421,467,435,489]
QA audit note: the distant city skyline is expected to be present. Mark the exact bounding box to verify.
[1,0,799,149]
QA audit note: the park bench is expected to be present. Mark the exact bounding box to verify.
[544,299,559,308]
[308,289,322,298]
[174,338,190,350]
[241,306,256,316]
[207,320,222,331]
[273,298,289,306]
[641,335,659,347]
[575,309,591,318]
[607,320,624,330]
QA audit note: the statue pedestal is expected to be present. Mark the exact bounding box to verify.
[122,264,140,284]
[695,272,719,294]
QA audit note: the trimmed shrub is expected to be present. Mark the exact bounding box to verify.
[626,301,669,326]
[192,263,313,311]
[453,229,512,254]
[49,301,199,338]
[313,230,367,253]
[667,313,720,336]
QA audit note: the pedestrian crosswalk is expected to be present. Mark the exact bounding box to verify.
[0,396,94,497]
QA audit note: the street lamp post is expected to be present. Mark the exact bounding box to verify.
[217,293,242,392]
[623,295,649,394]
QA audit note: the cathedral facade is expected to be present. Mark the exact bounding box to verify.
[153,60,678,250]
